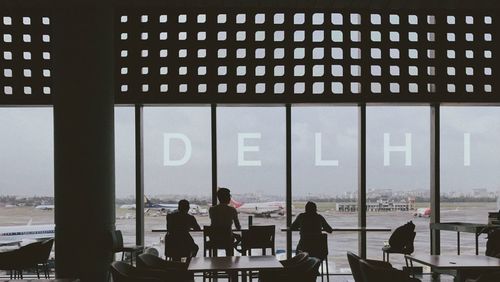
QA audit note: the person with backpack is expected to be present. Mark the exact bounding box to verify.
[383,221,416,261]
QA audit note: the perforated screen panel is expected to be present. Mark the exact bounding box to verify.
[0,1,498,105]
[0,10,52,105]
[115,8,498,104]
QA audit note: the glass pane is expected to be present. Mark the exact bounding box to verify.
[441,107,500,255]
[217,106,286,257]
[115,106,136,245]
[366,106,430,268]
[292,106,358,274]
[0,108,54,270]
[144,106,212,257]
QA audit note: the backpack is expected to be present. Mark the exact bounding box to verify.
[388,221,416,252]
[486,229,500,258]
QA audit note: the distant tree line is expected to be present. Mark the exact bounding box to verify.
[0,195,53,206]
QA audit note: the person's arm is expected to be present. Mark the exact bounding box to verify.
[320,215,333,233]
[290,214,303,231]
[166,214,171,232]
[233,208,241,230]
[191,215,201,231]
[208,207,214,223]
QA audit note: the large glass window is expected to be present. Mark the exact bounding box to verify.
[115,106,136,245]
[0,108,54,268]
[0,107,54,223]
[217,106,286,257]
[366,106,430,267]
[144,106,212,257]
[441,107,500,255]
[292,106,358,273]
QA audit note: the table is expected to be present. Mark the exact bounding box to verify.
[3,279,80,282]
[281,227,391,232]
[430,223,500,255]
[151,229,244,233]
[405,254,500,282]
[188,255,283,282]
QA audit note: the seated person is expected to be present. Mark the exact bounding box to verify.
[291,201,333,252]
[208,188,241,255]
[165,199,201,260]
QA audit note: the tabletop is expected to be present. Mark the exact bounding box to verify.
[187,255,283,272]
[406,255,500,270]
[281,227,391,232]
[152,228,246,233]
[430,222,491,233]
[1,280,80,282]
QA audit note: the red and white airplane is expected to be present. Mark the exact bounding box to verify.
[230,199,285,218]
[414,207,431,218]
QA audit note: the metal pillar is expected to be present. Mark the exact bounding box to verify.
[358,104,367,258]
[211,104,218,206]
[135,105,144,246]
[286,104,293,259]
[430,104,441,255]
[53,1,115,280]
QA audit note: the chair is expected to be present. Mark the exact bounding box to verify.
[240,225,276,281]
[202,226,237,281]
[30,238,54,279]
[347,252,392,282]
[15,240,47,279]
[110,230,143,265]
[164,232,198,261]
[382,231,416,262]
[279,252,309,267]
[296,233,329,282]
[0,245,23,279]
[0,240,54,279]
[203,225,234,257]
[259,257,321,282]
[110,261,165,282]
[241,225,275,255]
[143,247,160,257]
[137,253,192,282]
[465,271,500,282]
[359,259,420,282]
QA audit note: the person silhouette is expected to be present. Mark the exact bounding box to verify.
[164,199,201,260]
[291,201,333,251]
[208,188,241,255]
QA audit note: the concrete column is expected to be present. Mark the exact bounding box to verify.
[52,0,115,280]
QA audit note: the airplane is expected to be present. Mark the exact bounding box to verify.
[35,204,54,211]
[0,223,55,246]
[230,198,285,218]
[120,196,204,215]
[414,207,431,218]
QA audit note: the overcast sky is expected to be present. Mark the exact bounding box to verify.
[1,106,500,198]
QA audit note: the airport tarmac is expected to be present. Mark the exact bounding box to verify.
[0,202,497,274]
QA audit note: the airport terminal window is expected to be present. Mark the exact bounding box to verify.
[441,107,500,255]
[0,107,54,222]
[143,106,212,257]
[0,107,54,266]
[292,106,359,274]
[217,106,286,257]
[115,106,136,245]
[366,106,430,267]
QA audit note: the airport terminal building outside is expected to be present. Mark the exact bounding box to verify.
[0,0,499,280]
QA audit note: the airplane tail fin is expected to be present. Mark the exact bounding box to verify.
[144,196,154,208]
[230,198,244,208]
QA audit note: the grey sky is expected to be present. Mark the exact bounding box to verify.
[1,106,500,198]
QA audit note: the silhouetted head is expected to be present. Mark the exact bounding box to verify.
[217,188,231,205]
[305,201,317,214]
[178,199,190,213]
